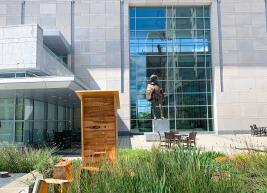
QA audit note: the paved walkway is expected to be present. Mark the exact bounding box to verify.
[119,134,267,154]
[0,171,39,193]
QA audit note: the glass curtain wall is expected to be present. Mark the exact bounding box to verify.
[130,6,213,131]
[0,97,74,145]
[0,99,14,143]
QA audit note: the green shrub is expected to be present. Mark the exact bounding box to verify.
[0,145,60,177]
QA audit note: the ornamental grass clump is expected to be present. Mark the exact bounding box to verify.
[69,147,242,193]
[0,145,60,177]
[232,153,267,192]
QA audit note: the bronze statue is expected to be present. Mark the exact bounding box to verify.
[146,74,164,119]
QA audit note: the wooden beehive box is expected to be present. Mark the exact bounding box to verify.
[75,90,120,167]
[53,159,72,180]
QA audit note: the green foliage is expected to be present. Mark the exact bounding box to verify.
[69,147,242,193]
[0,145,60,177]
[200,151,225,160]
[232,153,267,193]
[138,112,151,120]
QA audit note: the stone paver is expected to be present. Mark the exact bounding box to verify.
[0,171,39,193]
[0,173,26,188]
[120,134,267,154]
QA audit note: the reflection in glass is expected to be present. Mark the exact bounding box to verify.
[34,100,45,120]
[130,6,213,131]
[0,99,14,120]
[24,99,33,120]
[136,18,166,30]
[136,7,166,18]
[0,97,74,144]
[15,122,23,143]
[0,121,13,144]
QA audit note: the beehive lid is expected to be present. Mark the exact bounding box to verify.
[75,90,120,109]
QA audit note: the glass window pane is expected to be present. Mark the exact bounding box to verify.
[176,93,211,106]
[137,120,152,132]
[175,68,207,80]
[0,73,15,78]
[204,18,210,29]
[176,106,208,119]
[175,80,207,93]
[0,98,14,120]
[24,121,33,144]
[58,121,65,132]
[131,120,137,130]
[33,121,44,144]
[16,73,26,77]
[0,121,13,144]
[136,7,165,18]
[24,99,33,120]
[135,31,166,41]
[129,7,135,18]
[47,122,56,141]
[34,100,45,120]
[15,98,24,120]
[196,7,204,17]
[147,68,166,81]
[15,122,23,143]
[48,103,56,120]
[175,18,195,29]
[58,105,65,120]
[176,119,208,130]
[175,7,196,18]
[204,7,210,17]
[130,18,135,30]
[136,18,166,30]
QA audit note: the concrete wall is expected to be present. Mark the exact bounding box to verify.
[1,0,267,133]
[0,24,73,76]
[0,24,37,70]
[214,0,267,133]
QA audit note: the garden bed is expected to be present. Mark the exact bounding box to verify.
[1,146,267,193]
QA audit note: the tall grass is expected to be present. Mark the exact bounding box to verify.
[232,153,267,192]
[69,147,242,193]
[0,145,60,177]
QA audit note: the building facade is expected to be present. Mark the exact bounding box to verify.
[0,0,266,144]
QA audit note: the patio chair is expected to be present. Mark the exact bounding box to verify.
[263,127,267,136]
[181,132,197,148]
[164,132,176,148]
[253,124,265,136]
[157,131,168,148]
[250,125,258,136]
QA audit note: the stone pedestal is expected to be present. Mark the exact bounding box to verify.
[145,119,170,141]
[152,119,170,133]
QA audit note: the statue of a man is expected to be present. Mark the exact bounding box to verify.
[146,74,164,119]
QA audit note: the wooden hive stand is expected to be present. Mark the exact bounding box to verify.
[32,160,73,193]
[75,90,120,172]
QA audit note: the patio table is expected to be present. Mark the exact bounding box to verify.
[174,134,188,144]
[175,134,188,138]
